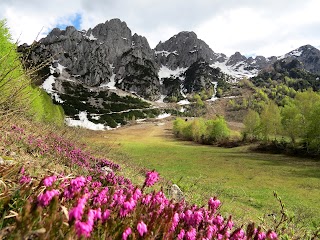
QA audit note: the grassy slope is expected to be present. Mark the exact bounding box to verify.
[88,121,320,229]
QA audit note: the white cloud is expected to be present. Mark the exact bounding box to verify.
[0,0,319,56]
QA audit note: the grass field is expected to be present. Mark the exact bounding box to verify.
[87,120,320,231]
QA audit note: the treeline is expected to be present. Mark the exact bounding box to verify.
[243,90,320,156]
[173,117,230,144]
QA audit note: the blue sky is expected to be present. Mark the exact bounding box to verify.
[56,13,82,30]
[1,0,320,57]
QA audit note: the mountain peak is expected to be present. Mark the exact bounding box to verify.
[155,31,222,69]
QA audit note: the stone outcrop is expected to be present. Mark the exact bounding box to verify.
[20,19,160,100]
[155,31,226,70]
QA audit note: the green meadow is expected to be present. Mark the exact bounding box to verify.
[89,121,320,231]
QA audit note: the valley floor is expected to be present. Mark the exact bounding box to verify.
[87,120,320,230]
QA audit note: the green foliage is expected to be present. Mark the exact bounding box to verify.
[173,116,230,144]
[243,109,261,140]
[260,101,282,140]
[0,19,64,125]
[281,103,304,143]
[205,117,230,143]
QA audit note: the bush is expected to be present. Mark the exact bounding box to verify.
[173,117,231,144]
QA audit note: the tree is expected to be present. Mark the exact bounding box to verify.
[205,117,230,142]
[191,118,206,143]
[259,101,282,140]
[281,103,304,144]
[304,102,320,154]
[243,109,260,140]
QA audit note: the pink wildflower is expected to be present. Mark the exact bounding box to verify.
[232,229,245,239]
[137,221,147,236]
[266,231,278,239]
[208,197,221,211]
[102,209,110,222]
[144,170,159,187]
[122,227,132,240]
[186,227,197,240]
[43,175,57,187]
[120,198,136,217]
[133,188,142,201]
[177,229,185,240]
[19,175,31,184]
[69,194,89,221]
[170,212,180,231]
[206,225,218,239]
[37,189,60,206]
[257,231,266,240]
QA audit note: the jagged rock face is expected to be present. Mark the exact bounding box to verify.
[20,19,160,100]
[184,60,231,93]
[155,31,226,69]
[224,51,277,75]
[282,45,320,74]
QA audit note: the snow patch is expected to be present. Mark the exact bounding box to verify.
[65,112,105,131]
[99,64,117,89]
[91,114,101,120]
[289,49,303,57]
[41,75,64,103]
[179,107,186,113]
[87,33,97,41]
[156,113,171,119]
[158,65,187,79]
[210,60,258,79]
[155,50,178,57]
[177,99,191,105]
[207,82,218,102]
[156,95,167,103]
[56,63,65,75]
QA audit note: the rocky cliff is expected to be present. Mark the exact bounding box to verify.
[21,19,160,100]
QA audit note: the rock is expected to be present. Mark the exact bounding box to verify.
[184,60,232,93]
[19,18,160,100]
[168,184,184,201]
[155,31,226,69]
[101,166,113,175]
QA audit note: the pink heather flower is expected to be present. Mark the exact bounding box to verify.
[20,167,25,174]
[133,188,142,201]
[75,221,92,238]
[102,209,110,222]
[69,194,89,221]
[142,194,152,205]
[206,225,218,239]
[213,215,224,225]
[93,188,109,206]
[208,197,221,211]
[137,221,147,236]
[227,218,234,229]
[186,227,197,240]
[177,229,185,240]
[19,175,31,184]
[75,208,100,238]
[43,175,57,187]
[38,189,60,206]
[232,229,245,239]
[266,231,278,239]
[193,210,203,225]
[257,231,266,240]
[122,227,132,240]
[144,170,159,187]
[170,212,180,231]
[120,198,136,217]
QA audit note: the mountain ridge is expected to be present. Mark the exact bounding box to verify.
[18,18,320,128]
